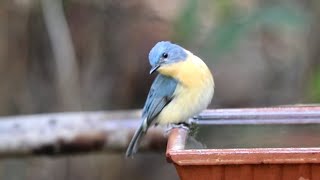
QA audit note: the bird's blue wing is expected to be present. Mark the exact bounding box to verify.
[126,75,177,157]
[142,74,178,126]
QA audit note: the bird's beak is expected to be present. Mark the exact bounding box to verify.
[149,64,161,74]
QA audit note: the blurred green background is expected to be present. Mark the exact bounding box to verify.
[0,0,319,179]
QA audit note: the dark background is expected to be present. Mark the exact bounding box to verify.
[0,0,319,179]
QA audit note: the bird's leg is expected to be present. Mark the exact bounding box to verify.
[173,122,190,130]
[165,122,190,135]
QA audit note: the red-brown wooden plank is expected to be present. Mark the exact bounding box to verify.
[311,164,320,179]
[253,165,282,180]
[225,165,253,180]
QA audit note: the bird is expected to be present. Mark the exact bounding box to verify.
[126,41,214,157]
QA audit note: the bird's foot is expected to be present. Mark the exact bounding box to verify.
[165,122,190,135]
[173,122,190,130]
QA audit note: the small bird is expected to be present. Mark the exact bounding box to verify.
[126,41,214,157]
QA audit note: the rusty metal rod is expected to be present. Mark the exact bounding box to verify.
[194,106,320,125]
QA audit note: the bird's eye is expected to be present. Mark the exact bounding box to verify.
[162,53,168,58]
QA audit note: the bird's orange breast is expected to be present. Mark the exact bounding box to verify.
[158,54,213,87]
[156,52,214,124]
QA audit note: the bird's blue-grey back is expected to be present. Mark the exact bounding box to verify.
[142,74,178,126]
[126,74,177,157]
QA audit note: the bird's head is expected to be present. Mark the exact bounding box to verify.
[148,41,187,74]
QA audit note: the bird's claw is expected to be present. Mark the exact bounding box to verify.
[165,122,190,135]
[173,122,190,130]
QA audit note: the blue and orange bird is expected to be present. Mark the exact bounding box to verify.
[126,41,214,157]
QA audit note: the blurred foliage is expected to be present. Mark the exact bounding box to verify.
[309,69,320,102]
[173,0,199,45]
[308,0,320,103]
[174,0,308,59]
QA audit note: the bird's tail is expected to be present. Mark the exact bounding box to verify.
[126,123,145,158]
